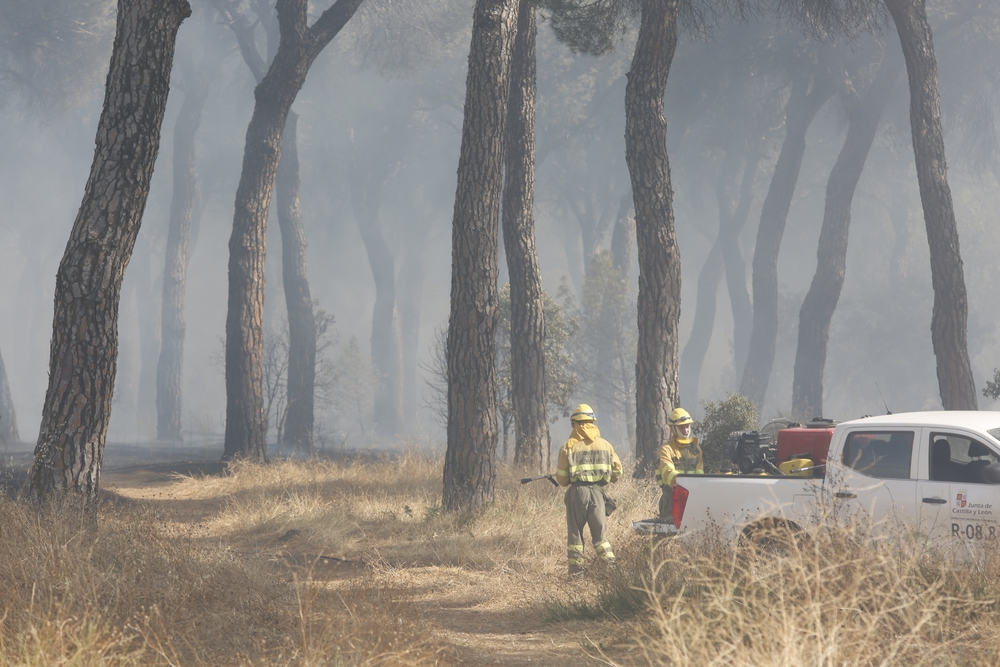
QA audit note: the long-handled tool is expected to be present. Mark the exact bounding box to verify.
[520,473,558,487]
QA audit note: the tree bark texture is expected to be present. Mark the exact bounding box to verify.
[625,0,682,475]
[502,0,547,473]
[29,0,191,503]
[885,0,977,410]
[350,153,404,441]
[277,112,316,451]
[224,0,363,461]
[156,61,210,441]
[678,241,723,410]
[443,0,518,511]
[739,74,833,410]
[792,57,898,420]
[0,348,19,444]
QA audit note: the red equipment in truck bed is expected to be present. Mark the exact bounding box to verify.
[776,424,835,466]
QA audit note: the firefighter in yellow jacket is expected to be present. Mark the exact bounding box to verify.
[656,407,703,519]
[556,404,623,575]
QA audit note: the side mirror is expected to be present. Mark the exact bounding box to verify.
[982,462,1000,485]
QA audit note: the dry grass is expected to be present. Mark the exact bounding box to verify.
[7,447,1000,666]
[633,522,1000,666]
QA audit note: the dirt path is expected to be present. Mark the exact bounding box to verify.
[100,460,637,667]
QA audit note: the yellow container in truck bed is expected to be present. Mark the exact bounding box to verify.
[779,458,814,477]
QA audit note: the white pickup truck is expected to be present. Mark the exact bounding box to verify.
[661,411,1000,548]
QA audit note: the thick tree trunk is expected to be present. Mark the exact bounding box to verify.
[223,0,363,461]
[678,241,723,408]
[350,155,404,442]
[792,56,898,420]
[502,0,547,473]
[156,62,210,441]
[29,0,191,504]
[625,0,682,475]
[443,0,518,511]
[739,74,833,410]
[0,348,18,444]
[277,112,316,451]
[885,0,977,410]
[719,151,760,379]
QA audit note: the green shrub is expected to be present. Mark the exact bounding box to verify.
[698,393,760,473]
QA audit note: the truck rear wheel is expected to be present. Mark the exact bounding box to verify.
[739,519,803,558]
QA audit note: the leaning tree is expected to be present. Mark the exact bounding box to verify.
[222,0,363,461]
[29,0,191,504]
[884,0,977,410]
[791,41,900,419]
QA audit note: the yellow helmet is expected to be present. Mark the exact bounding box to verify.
[668,407,693,426]
[571,403,597,422]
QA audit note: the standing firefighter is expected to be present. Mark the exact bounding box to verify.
[656,408,703,519]
[556,404,623,575]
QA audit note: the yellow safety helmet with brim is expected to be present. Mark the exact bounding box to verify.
[571,403,597,423]
[669,407,694,443]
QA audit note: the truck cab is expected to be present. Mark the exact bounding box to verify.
[835,414,1000,546]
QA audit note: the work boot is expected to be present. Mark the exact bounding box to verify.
[568,563,585,576]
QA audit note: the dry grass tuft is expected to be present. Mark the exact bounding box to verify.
[637,523,1000,666]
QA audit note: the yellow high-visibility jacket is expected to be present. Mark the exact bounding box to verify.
[556,423,622,486]
[656,436,703,487]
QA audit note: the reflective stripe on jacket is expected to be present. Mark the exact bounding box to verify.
[556,423,622,486]
[656,437,704,486]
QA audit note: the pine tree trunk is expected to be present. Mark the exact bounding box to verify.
[740,73,833,409]
[443,0,518,511]
[29,0,191,504]
[678,240,723,408]
[503,0,547,473]
[792,55,898,420]
[223,0,363,461]
[885,0,977,410]
[350,155,404,442]
[719,150,759,378]
[625,0,682,475]
[0,348,19,445]
[156,62,210,441]
[277,112,316,452]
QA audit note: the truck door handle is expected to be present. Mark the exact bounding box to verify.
[922,497,947,504]
[834,491,857,499]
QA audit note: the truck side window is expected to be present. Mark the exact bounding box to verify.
[842,431,913,480]
[929,433,1000,484]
